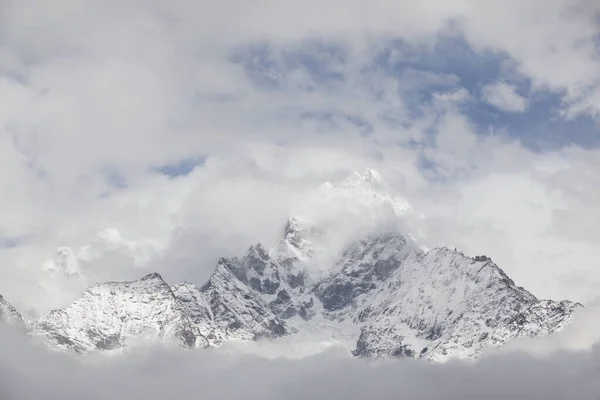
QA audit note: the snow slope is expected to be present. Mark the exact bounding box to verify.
[0,294,25,329]
[33,273,200,353]
[31,170,581,361]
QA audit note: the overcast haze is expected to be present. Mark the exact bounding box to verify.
[1,0,600,397]
[1,312,600,400]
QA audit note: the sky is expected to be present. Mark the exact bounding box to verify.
[1,0,600,396]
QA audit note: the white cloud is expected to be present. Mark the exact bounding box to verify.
[0,325,600,400]
[481,81,528,112]
[432,88,471,104]
[0,0,599,318]
[1,3,600,395]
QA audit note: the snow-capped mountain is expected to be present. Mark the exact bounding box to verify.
[172,257,290,346]
[29,170,582,361]
[33,273,201,353]
[342,245,579,360]
[276,169,426,270]
[32,229,165,315]
[0,294,25,329]
[33,261,292,353]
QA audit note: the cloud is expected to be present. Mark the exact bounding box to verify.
[481,82,528,112]
[0,0,599,316]
[1,3,600,395]
[0,325,599,400]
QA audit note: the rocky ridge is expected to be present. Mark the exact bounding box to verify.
[6,170,583,361]
[0,294,25,329]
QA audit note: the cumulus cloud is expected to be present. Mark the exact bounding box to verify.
[0,326,599,400]
[481,82,528,112]
[1,1,600,397]
[0,0,599,355]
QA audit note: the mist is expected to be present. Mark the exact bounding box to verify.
[0,326,599,400]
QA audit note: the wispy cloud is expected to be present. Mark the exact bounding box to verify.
[482,81,528,113]
[0,0,600,350]
[1,317,600,400]
[1,1,600,397]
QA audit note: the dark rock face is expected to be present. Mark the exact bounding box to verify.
[31,233,581,361]
[270,290,298,319]
[353,327,414,358]
[346,245,581,361]
[221,246,282,295]
[298,297,315,320]
[22,168,584,359]
[313,233,419,317]
[193,262,292,345]
[317,282,356,312]
[87,330,122,351]
[36,325,87,354]
[216,242,312,323]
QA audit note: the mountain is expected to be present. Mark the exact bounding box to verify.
[33,264,292,353]
[172,255,291,346]
[32,229,165,315]
[33,273,200,353]
[341,245,579,360]
[0,294,25,329]
[30,170,582,360]
[276,168,426,265]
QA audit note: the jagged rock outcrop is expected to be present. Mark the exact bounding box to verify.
[33,266,293,353]
[312,233,420,318]
[172,257,291,346]
[29,169,582,361]
[0,294,25,329]
[226,230,580,361]
[345,245,581,360]
[33,273,201,353]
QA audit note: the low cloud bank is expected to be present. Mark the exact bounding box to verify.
[1,326,599,400]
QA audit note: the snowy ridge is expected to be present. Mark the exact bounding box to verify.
[346,247,581,360]
[33,262,293,354]
[29,170,582,360]
[173,256,290,346]
[0,294,25,329]
[33,273,200,353]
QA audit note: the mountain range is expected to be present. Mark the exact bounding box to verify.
[0,170,582,361]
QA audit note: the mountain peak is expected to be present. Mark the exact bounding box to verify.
[30,230,580,361]
[340,169,384,189]
[26,170,578,361]
[34,271,199,353]
[140,272,164,282]
[0,294,25,329]
[246,243,270,261]
[364,168,383,184]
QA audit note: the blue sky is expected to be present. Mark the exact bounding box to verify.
[155,156,206,178]
[224,36,600,165]
[3,5,600,398]
[2,0,600,306]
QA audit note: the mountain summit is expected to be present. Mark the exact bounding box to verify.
[27,170,581,361]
